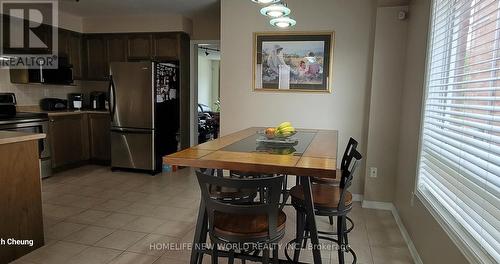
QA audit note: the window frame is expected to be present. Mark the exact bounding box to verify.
[414,1,499,263]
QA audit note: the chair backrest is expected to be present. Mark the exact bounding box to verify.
[196,171,284,241]
[340,137,359,171]
[338,147,362,210]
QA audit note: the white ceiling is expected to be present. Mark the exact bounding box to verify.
[59,0,219,18]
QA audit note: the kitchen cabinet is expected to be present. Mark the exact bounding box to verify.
[127,34,153,60]
[49,114,89,169]
[59,29,82,79]
[88,113,111,162]
[0,135,44,263]
[58,29,70,56]
[107,35,128,63]
[83,35,108,80]
[154,34,179,60]
[68,32,83,79]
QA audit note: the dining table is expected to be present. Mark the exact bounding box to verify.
[163,127,338,264]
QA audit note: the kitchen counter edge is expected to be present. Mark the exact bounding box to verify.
[0,131,46,145]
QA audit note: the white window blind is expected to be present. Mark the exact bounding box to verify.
[418,0,500,263]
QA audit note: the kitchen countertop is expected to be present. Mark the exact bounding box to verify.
[0,131,46,145]
[17,106,109,116]
[39,109,109,116]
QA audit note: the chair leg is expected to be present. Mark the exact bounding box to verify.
[337,216,345,264]
[212,242,219,264]
[262,247,270,264]
[293,211,305,262]
[329,216,334,225]
[228,249,235,264]
[272,244,279,264]
[343,216,350,254]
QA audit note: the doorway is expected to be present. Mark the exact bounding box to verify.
[190,40,220,145]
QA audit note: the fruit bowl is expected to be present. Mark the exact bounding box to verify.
[264,122,297,139]
[261,130,297,140]
[273,131,297,139]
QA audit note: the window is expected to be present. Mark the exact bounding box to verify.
[417,0,500,263]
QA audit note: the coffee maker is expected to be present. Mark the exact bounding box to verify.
[89,91,107,110]
[68,93,83,110]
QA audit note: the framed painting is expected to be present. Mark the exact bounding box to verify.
[253,32,334,92]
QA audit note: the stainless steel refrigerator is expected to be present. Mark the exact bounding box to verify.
[109,61,179,174]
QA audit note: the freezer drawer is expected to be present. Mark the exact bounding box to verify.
[111,129,154,171]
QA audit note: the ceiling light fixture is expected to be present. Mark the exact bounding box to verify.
[260,3,290,18]
[251,0,281,4]
[270,16,296,28]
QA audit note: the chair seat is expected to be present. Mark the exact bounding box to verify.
[289,184,352,209]
[311,170,341,185]
[214,211,286,238]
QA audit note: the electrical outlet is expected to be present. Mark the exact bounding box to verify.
[369,167,377,178]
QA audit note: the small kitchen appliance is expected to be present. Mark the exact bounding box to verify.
[68,93,83,109]
[40,98,68,111]
[89,91,107,110]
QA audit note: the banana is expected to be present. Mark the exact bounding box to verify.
[279,126,295,133]
[276,122,292,131]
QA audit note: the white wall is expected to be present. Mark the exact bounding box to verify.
[363,6,408,202]
[198,53,220,110]
[211,60,220,110]
[220,0,377,194]
[198,54,212,107]
[59,11,83,32]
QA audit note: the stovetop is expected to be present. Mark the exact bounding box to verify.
[0,112,49,125]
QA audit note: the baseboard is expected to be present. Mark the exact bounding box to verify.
[361,200,394,210]
[362,200,423,264]
[391,206,424,264]
[352,193,364,202]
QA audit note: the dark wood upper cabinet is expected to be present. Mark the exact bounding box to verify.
[58,29,70,56]
[57,29,82,79]
[154,34,179,59]
[127,34,153,60]
[84,35,108,80]
[68,32,82,79]
[106,35,128,63]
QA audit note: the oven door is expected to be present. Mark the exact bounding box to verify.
[0,121,52,178]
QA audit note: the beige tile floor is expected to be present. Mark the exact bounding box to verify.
[12,165,413,264]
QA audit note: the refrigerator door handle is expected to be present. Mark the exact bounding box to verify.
[108,76,116,119]
[111,127,153,134]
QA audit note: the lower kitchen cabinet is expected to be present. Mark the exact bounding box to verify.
[49,113,111,170]
[88,113,111,163]
[49,114,89,169]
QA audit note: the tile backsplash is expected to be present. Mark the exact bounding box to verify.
[0,69,108,106]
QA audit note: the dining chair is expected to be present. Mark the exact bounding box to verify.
[196,171,287,264]
[287,147,363,264]
[311,137,358,225]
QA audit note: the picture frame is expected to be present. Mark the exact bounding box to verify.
[253,31,334,93]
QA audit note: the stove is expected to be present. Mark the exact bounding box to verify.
[0,93,52,178]
[0,112,49,125]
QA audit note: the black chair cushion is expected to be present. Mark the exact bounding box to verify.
[213,211,286,238]
[290,184,352,209]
